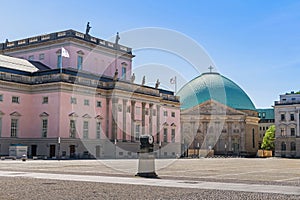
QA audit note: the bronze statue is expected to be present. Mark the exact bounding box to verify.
[142,76,145,86]
[113,69,118,81]
[115,32,120,45]
[86,22,91,35]
[131,73,136,83]
[155,79,160,89]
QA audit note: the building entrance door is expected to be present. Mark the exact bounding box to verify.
[233,143,239,154]
[69,145,75,158]
[49,145,56,158]
[96,145,101,158]
[31,145,37,157]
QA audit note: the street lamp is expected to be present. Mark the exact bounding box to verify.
[58,137,61,161]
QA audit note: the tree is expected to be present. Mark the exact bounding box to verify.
[261,125,275,150]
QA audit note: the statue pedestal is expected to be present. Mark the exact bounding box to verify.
[136,153,158,178]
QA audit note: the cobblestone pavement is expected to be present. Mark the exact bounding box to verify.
[0,158,299,199]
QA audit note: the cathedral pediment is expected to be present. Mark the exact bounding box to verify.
[181,100,245,116]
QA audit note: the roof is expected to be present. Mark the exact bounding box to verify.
[256,108,274,120]
[177,72,256,111]
[28,60,51,71]
[0,54,39,72]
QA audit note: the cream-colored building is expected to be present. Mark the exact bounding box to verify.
[178,72,259,157]
[274,92,300,158]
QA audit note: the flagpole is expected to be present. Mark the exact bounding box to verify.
[175,76,177,94]
[60,47,63,74]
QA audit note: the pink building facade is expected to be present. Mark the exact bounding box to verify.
[0,30,181,159]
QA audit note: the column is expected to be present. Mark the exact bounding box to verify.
[122,99,127,141]
[106,98,110,138]
[239,121,245,152]
[227,122,232,152]
[156,105,161,143]
[142,102,146,135]
[131,101,136,142]
[149,103,153,136]
[112,97,118,141]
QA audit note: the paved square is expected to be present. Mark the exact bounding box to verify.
[0,158,299,199]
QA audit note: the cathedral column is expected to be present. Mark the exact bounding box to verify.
[227,122,233,152]
[202,122,208,149]
[131,100,136,141]
[239,120,246,152]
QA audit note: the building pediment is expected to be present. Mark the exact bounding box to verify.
[69,112,78,117]
[10,111,21,117]
[181,100,245,116]
[95,115,104,120]
[39,112,49,117]
[82,114,91,118]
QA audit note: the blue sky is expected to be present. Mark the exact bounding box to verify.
[1,0,300,108]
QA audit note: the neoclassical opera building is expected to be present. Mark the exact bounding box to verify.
[178,72,260,157]
[0,29,180,159]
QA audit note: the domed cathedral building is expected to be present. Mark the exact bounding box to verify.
[178,70,260,157]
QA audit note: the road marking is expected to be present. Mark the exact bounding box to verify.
[0,171,299,195]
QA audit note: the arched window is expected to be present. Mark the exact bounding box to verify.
[291,142,296,151]
[281,142,286,151]
[252,129,255,148]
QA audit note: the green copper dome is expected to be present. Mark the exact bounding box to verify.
[177,72,256,110]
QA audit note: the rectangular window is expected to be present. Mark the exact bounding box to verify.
[28,55,34,60]
[171,129,175,143]
[135,124,140,140]
[39,53,44,60]
[96,101,102,107]
[171,112,175,117]
[77,55,83,70]
[281,128,286,136]
[163,128,168,142]
[57,55,62,68]
[70,97,77,104]
[83,121,89,139]
[252,129,255,148]
[96,122,101,139]
[12,96,19,104]
[262,112,266,118]
[163,111,168,117]
[42,96,48,104]
[290,114,295,121]
[0,94,3,102]
[70,120,76,138]
[280,114,285,121]
[121,67,126,79]
[11,119,18,137]
[291,128,295,136]
[84,99,89,106]
[42,119,48,138]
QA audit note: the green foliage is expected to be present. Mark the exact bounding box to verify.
[261,125,275,150]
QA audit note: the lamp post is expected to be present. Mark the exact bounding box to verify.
[58,137,61,161]
[197,142,200,158]
[159,141,161,158]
